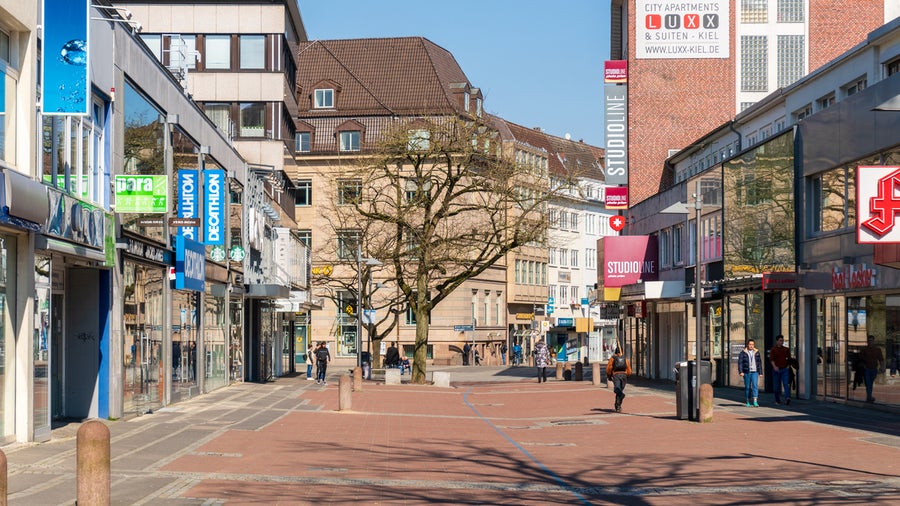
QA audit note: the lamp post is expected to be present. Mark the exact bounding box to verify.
[662,180,705,420]
[356,247,382,367]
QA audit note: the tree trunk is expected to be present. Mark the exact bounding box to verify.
[412,307,430,384]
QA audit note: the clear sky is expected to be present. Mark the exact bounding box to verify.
[296,0,610,148]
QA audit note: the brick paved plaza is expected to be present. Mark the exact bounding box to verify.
[4,366,899,505]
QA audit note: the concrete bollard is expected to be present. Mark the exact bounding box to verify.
[77,420,110,506]
[0,448,6,506]
[575,362,584,381]
[352,366,362,391]
[592,362,602,386]
[700,383,714,423]
[432,371,451,388]
[338,375,352,411]
[555,362,564,380]
[385,368,401,385]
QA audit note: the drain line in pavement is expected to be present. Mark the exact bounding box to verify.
[463,388,592,506]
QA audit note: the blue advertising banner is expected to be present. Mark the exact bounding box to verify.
[175,235,205,291]
[203,169,226,245]
[177,169,199,240]
[42,0,89,115]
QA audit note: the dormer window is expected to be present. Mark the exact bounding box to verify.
[476,98,483,117]
[464,92,470,112]
[340,131,360,151]
[315,89,334,108]
[408,129,430,151]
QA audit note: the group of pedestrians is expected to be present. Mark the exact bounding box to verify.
[305,342,331,385]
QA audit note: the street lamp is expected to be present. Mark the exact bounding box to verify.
[661,180,705,420]
[356,247,382,368]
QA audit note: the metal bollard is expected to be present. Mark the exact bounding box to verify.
[699,383,714,423]
[77,420,110,506]
[338,374,352,411]
[352,366,362,391]
[592,362,602,386]
[575,362,584,381]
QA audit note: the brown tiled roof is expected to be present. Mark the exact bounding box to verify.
[497,117,605,182]
[297,37,470,117]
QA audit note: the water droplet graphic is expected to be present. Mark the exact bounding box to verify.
[59,40,87,66]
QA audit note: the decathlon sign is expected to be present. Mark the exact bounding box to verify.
[204,169,226,245]
[177,169,199,240]
[175,235,205,291]
[858,166,900,244]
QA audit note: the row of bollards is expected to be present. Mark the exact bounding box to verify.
[0,420,112,505]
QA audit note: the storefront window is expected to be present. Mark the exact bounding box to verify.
[121,81,166,242]
[727,295,747,388]
[34,256,51,440]
[229,298,243,382]
[1,72,16,164]
[172,290,200,402]
[205,284,227,391]
[0,237,12,438]
[123,261,165,415]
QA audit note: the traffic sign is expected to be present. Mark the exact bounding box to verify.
[454,325,474,332]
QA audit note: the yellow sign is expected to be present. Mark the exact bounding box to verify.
[311,265,334,276]
[516,313,534,320]
[345,304,355,315]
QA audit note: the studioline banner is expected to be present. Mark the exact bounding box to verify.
[602,235,658,288]
[177,169,199,240]
[203,169,226,245]
[43,0,90,115]
[604,85,628,186]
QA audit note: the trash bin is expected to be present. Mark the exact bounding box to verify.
[361,351,372,380]
[675,360,712,421]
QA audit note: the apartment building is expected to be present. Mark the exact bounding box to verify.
[610,0,893,205]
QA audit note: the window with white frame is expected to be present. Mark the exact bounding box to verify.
[741,0,767,23]
[495,292,501,326]
[659,230,671,268]
[673,225,683,265]
[239,35,265,69]
[337,179,361,205]
[586,213,596,234]
[843,77,867,97]
[1,64,16,164]
[41,99,107,205]
[559,285,568,301]
[168,35,197,70]
[570,250,578,268]
[483,290,489,326]
[295,179,311,206]
[205,35,231,70]
[817,93,835,111]
[337,229,361,260]
[793,104,812,121]
[339,130,360,152]
[549,247,557,266]
[408,129,430,151]
[559,211,568,230]
[585,248,596,269]
[777,0,804,22]
[548,284,556,301]
[295,131,311,152]
[315,88,334,109]
[541,263,547,285]
[570,213,579,231]
[559,248,568,267]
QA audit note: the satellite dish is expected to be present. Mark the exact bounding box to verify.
[565,133,572,140]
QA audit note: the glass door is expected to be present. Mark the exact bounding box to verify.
[34,256,52,441]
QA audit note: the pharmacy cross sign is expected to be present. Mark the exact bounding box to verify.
[858,166,900,243]
[610,215,626,232]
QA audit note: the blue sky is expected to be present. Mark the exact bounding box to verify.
[297,1,610,148]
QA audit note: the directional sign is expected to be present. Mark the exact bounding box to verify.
[454,325,474,332]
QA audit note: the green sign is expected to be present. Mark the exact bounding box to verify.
[210,245,227,262]
[115,175,168,214]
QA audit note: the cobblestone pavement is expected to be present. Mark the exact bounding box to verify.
[3,365,899,505]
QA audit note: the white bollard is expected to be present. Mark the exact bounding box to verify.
[385,368,401,385]
[433,371,451,388]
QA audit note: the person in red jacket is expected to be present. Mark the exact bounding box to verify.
[606,348,632,412]
[770,334,792,405]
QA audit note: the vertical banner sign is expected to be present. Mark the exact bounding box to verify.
[42,0,90,115]
[203,169,226,245]
[604,60,628,84]
[177,169,199,240]
[605,85,628,185]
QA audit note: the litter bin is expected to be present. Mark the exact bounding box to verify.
[361,351,372,380]
[675,360,712,421]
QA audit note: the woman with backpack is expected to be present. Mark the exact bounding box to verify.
[534,339,552,383]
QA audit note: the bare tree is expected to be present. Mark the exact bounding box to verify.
[314,116,570,383]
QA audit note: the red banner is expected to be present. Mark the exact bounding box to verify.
[602,236,658,287]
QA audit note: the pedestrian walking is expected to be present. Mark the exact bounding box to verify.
[501,342,508,365]
[606,347,632,412]
[305,344,314,381]
[314,341,331,385]
[513,342,522,366]
[859,335,885,403]
[770,334,791,405]
[473,347,481,366]
[738,339,763,407]
[534,339,551,382]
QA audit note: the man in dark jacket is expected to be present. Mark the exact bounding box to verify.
[606,348,632,412]
[384,343,400,368]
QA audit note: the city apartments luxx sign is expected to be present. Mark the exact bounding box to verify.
[636,0,730,59]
